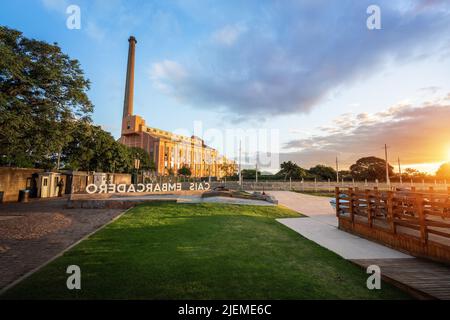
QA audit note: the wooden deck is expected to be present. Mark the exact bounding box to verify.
[351,258,450,300]
[335,187,450,264]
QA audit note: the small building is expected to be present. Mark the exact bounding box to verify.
[37,172,62,198]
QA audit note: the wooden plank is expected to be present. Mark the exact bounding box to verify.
[351,258,450,300]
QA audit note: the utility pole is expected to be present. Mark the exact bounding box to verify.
[398,157,402,185]
[238,140,242,186]
[255,157,258,184]
[336,156,339,183]
[385,144,390,186]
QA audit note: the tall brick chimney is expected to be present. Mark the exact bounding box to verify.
[123,36,137,118]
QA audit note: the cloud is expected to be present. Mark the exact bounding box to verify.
[212,23,247,46]
[418,86,442,94]
[85,21,106,41]
[282,99,450,168]
[151,0,450,117]
[41,0,68,12]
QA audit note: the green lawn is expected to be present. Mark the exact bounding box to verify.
[2,203,409,299]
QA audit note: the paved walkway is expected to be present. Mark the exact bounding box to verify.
[268,191,411,260]
[0,199,123,292]
[268,191,450,299]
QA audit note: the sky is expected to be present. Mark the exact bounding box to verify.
[1,0,450,173]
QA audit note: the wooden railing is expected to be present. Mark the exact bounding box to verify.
[335,187,450,264]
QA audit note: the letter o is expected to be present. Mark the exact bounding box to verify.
[86,184,98,194]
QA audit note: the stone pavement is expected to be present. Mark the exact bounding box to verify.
[0,199,123,292]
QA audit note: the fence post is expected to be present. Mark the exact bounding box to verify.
[349,187,354,226]
[416,194,427,245]
[386,191,396,234]
[366,189,372,228]
[335,187,340,217]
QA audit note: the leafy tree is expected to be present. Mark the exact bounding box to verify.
[277,161,308,180]
[309,164,336,181]
[219,162,237,177]
[349,156,394,181]
[178,166,192,177]
[0,26,93,168]
[401,168,428,180]
[241,169,261,180]
[129,147,155,171]
[61,121,153,174]
[436,163,450,179]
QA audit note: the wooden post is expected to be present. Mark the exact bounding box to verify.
[366,189,372,228]
[416,194,427,245]
[349,187,354,225]
[387,191,396,234]
[335,187,340,217]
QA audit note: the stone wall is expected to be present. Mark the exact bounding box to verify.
[0,167,44,202]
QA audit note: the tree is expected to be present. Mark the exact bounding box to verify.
[219,162,236,177]
[309,164,336,181]
[60,121,154,174]
[277,161,308,180]
[350,156,394,181]
[402,168,428,180]
[0,26,93,168]
[241,169,261,180]
[436,163,450,179]
[129,147,155,172]
[178,166,192,177]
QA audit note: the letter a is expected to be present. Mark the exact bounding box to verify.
[366,5,381,30]
[66,265,81,290]
[66,5,81,30]
[366,265,381,290]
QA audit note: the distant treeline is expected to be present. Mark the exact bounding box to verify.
[229,157,450,182]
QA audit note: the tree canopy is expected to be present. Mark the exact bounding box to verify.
[0,26,153,173]
[349,156,394,181]
[436,163,450,179]
[277,161,308,180]
[178,166,192,177]
[0,26,93,167]
[309,164,336,181]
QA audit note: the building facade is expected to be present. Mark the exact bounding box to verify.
[119,37,235,178]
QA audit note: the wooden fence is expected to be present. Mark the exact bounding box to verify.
[335,187,450,264]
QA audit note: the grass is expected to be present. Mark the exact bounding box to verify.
[2,203,409,300]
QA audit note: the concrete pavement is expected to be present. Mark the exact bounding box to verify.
[268,191,412,260]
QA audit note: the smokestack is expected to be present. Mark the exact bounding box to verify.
[123,36,137,118]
